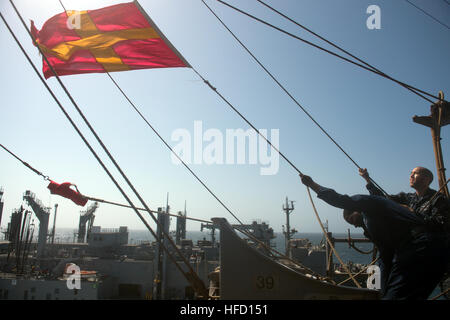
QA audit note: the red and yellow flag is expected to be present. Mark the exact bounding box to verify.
[31,1,189,79]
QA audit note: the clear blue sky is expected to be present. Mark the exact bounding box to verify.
[0,0,449,235]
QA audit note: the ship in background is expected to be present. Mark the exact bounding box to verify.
[0,191,383,300]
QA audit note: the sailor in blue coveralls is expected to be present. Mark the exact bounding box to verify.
[300,173,450,300]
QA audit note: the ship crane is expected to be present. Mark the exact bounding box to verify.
[23,190,50,259]
[77,202,98,243]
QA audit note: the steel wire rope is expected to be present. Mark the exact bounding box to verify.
[85,196,213,224]
[201,0,390,197]
[0,143,50,181]
[4,2,209,298]
[254,0,445,103]
[404,0,450,30]
[215,0,446,105]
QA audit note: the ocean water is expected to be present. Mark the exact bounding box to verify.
[128,230,375,265]
[47,228,373,264]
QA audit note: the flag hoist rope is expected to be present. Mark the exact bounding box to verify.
[3,2,209,299]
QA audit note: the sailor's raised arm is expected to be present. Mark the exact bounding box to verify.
[359,168,385,197]
[299,173,372,213]
[359,168,371,184]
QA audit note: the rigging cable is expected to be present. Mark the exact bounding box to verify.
[201,0,389,197]
[254,0,445,103]
[404,0,450,30]
[86,196,213,224]
[0,143,50,181]
[3,2,209,298]
[215,0,447,104]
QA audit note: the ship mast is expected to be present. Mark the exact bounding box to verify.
[282,197,297,256]
[412,91,450,197]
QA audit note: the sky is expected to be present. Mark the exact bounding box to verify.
[0,0,449,236]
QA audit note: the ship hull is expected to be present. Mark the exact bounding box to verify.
[213,218,380,300]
